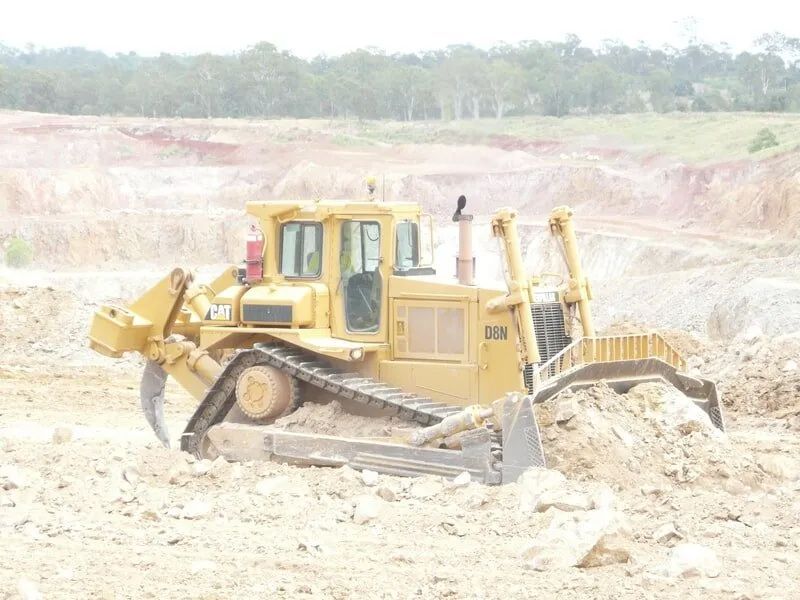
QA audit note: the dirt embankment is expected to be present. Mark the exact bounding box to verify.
[2,112,799,270]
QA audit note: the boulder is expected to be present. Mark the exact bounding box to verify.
[192,459,213,476]
[167,461,191,485]
[181,499,211,520]
[353,495,383,524]
[375,486,396,502]
[360,469,380,487]
[652,522,684,545]
[522,508,631,570]
[208,456,232,479]
[0,465,28,490]
[255,475,291,496]
[657,543,721,578]
[518,468,567,511]
[554,397,580,423]
[535,489,593,512]
[757,455,799,481]
[448,471,471,489]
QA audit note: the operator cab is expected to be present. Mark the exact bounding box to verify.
[242,200,434,336]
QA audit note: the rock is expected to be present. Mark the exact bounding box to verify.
[782,360,798,373]
[590,486,616,510]
[409,477,442,499]
[167,461,191,485]
[554,397,580,423]
[518,468,567,511]
[360,469,379,487]
[181,499,211,520]
[0,495,15,507]
[52,426,73,444]
[757,455,799,480]
[208,456,231,479]
[652,522,684,545]
[522,509,631,570]
[448,471,471,488]
[17,578,42,600]
[190,560,216,574]
[440,520,470,537]
[192,459,213,476]
[722,478,749,496]
[611,424,635,447]
[535,489,592,512]
[353,494,383,524]
[298,538,327,555]
[741,325,763,344]
[375,486,396,502]
[122,465,140,486]
[658,543,721,578]
[0,465,27,490]
[255,475,291,496]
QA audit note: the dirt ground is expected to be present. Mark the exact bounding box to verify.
[1,111,800,599]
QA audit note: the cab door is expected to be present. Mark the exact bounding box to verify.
[331,216,390,343]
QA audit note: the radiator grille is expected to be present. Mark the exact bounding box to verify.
[242,304,293,324]
[523,301,571,392]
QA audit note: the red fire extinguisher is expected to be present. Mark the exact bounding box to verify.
[245,225,264,283]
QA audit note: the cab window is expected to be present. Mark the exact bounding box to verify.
[341,221,381,332]
[395,221,419,270]
[280,222,322,277]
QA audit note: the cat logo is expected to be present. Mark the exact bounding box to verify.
[207,304,232,321]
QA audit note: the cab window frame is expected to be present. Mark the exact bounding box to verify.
[394,220,420,271]
[340,219,382,334]
[279,221,323,279]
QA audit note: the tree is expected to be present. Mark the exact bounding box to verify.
[0,35,799,119]
[487,59,524,118]
[577,62,624,113]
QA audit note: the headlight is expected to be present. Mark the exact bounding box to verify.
[349,347,364,360]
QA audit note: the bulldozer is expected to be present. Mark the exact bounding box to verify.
[88,196,725,484]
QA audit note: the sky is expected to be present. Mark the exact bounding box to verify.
[1,0,797,57]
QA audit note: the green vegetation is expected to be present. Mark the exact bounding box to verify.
[334,113,800,162]
[1,32,800,120]
[4,237,33,268]
[748,128,780,153]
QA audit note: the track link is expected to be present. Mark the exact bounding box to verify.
[181,344,466,456]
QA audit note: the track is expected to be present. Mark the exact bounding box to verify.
[180,343,466,456]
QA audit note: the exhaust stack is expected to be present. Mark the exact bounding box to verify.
[453,195,475,286]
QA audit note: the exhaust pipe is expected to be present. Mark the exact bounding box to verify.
[453,195,475,286]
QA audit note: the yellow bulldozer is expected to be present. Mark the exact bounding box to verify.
[88,196,724,484]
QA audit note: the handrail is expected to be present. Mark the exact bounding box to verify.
[534,332,685,383]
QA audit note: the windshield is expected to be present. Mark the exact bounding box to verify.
[280,222,322,277]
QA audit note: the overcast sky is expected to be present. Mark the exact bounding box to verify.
[1,0,796,57]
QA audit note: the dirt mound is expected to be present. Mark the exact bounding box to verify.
[272,400,418,438]
[0,285,91,364]
[536,383,767,491]
[696,334,800,423]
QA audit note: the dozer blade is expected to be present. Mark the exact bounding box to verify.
[140,360,171,447]
[500,393,546,484]
[531,358,726,432]
[203,422,502,484]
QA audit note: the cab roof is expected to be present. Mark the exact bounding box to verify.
[246,199,422,221]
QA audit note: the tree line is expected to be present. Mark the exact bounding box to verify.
[1,33,800,120]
